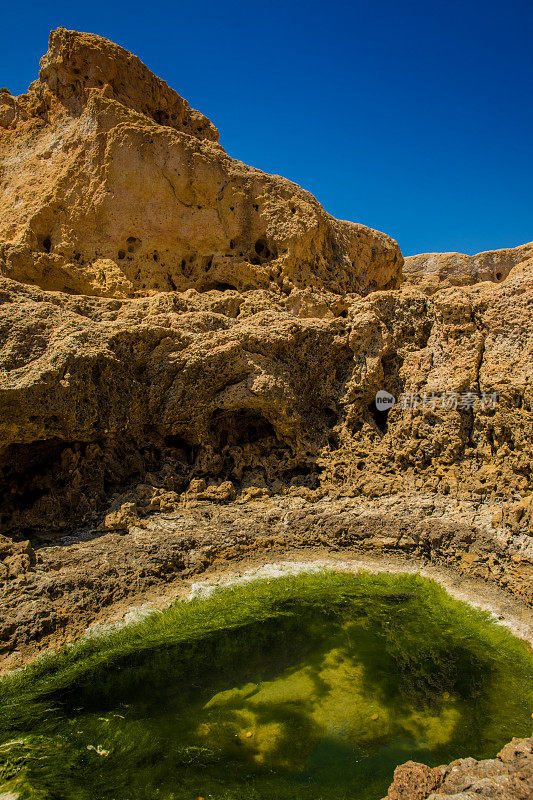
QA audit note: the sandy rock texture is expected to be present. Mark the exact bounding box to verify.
[0,30,531,555]
[382,736,533,799]
[403,241,533,294]
[0,29,532,798]
[2,492,532,670]
[1,258,532,538]
[0,29,401,298]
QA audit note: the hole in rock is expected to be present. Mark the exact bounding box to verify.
[126,236,141,254]
[0,438,82,517]
[210,409,276,448]
[496,272,502,280]
[163,433,194,463]
[164,433,190,449]
[41,236,52,253]
[328,433,340,450]
[201,282,238,292]
[368,399,389,432]
[288,465,320,488]
[4,572,532,800]
[252,237,277,262]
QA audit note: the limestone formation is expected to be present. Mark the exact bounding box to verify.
[1,254,532,541]
[0,29,401,298]
[0,30,531,554]
[0,28,532,800]
[382,736,533,799]
[403,241,533,293]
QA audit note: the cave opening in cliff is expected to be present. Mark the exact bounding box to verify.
[163,432,196,465]
[0,438,78,520]
[1,570,531,800]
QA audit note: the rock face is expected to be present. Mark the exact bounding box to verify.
[0,30,532,560]
[403,241,533,293]
[383,737,533,799]
[0,28,401,298]
[1,254,533,546]
[0,30,532,798]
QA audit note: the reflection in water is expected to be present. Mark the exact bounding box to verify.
[1,571,532,800]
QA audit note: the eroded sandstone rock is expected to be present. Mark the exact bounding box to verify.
[0,30,531,610]
[403,241,533,293]
[0,27,532,800]
[1,257,532,536]
[0,28,402,298]
[382,737,533,799]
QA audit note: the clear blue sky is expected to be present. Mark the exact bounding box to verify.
[2,0,532,256]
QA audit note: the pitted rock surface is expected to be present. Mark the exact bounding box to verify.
[0,30,532,800]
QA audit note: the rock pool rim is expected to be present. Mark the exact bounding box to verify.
[4,554,532,683]
[83,557,533,650]
[1,567,532,800]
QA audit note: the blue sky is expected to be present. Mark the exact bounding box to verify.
[1,0,531,256]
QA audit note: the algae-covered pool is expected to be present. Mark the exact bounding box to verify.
[1,570,532,800]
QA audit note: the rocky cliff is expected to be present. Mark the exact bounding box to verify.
[0,30,532,558]
[0,28,400,298]
[404,241,533,293]
[0,29,532,799]
[0,25,531,574]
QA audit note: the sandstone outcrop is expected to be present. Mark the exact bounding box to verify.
[1,254,532,539]
[0,29,401,299]
[403,241,533,293]
[0,30,532,799]
[0,29,531,564]
[383,736,533,799]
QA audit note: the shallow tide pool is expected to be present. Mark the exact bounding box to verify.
[1,570,532,800]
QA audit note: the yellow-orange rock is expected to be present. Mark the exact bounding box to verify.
[403,241,533,293]
[0,28,402,298]
[0,30,531,556]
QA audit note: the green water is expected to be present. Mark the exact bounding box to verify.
[1,571,532,800]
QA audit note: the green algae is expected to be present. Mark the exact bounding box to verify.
[1,570,532,800]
